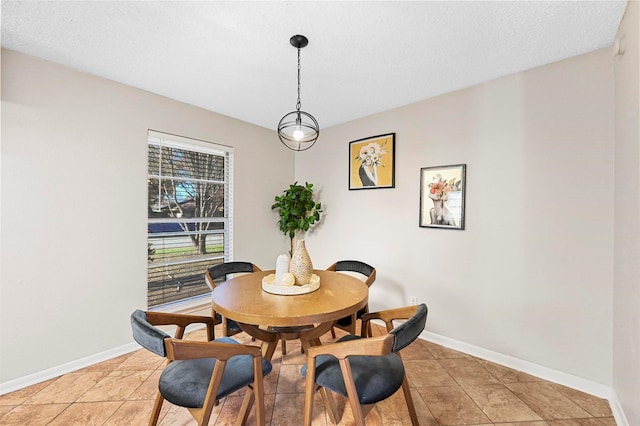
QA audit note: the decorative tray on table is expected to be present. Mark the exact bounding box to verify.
[261,273,320,295]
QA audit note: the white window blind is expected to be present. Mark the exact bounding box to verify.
[147,130,233,309]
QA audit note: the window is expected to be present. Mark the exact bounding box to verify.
[147,130,233,309]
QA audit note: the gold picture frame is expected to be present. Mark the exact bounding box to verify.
[349,133,395,190]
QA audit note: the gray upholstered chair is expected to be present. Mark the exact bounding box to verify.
[325,260,377,336]
[301,304,428,426]
[205,261,261,338]
[130,309,272,426]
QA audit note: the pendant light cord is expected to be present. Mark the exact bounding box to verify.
[296,48,302,112]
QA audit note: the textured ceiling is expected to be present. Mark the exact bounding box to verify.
[1,1,627,131]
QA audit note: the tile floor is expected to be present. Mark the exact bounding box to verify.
[0,324,616,425]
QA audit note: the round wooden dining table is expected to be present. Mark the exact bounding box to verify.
[211,269,369,360]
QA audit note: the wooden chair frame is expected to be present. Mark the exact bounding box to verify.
[326,260,377,336]
[137,311,267,426]
[303,305,423,426]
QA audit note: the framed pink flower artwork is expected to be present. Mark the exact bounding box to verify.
[419,164,466,229]
[349,133,395,190]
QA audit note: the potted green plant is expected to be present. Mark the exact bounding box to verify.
[271,181,322,255]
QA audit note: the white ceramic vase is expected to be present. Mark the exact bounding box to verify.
[289,239,313,285]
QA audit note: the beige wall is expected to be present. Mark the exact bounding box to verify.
[1,32,634,422]
[613,1,640,424]
[295,48,615,387]
[0,48,294,384]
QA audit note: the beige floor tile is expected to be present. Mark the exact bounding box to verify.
[157,402,198,426]
[263,361,281,395]
[399,338,437,360]
[477,358,544,383]
[241,392,276,426]
[407,386,440,426]
[375,386,438,426]
[3,330,620,426]
[77,370,154,402]
[276,364,306,394]
[128,369,162,400]
[546,419,611,425]
[0,403,69,425]
[405,359,458,387]
[0,378,57,405]
[271,390,326,426]
[423,341,474,360]
[0,405,16,417]
[103,400,157,425]
[549,383,614,417]
[47,401,123,426]
[77,353,132,373]
[417,385,492,425]
[462,383,543,423]
[116,349,166,371]
[506,382,593,420]
[24,372,108,404]
[439,357,501,385]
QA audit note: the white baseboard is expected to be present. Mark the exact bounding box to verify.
[608,391,630,426]
[0,342,140,396]
[420,330,627,421]
[0,321,208,396]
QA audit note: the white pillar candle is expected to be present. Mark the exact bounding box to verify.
[275,254,290,282]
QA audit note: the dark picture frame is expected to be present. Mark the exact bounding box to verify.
[349,133,395,190]
[419,164,466,229]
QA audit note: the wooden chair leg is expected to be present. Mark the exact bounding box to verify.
[304,363,317,426]
[401,375,419,426]
[149,391,164,426]
[281,339,287,355]
[320,387,340,425]
[236,387,255,426]
[340,359,366,426]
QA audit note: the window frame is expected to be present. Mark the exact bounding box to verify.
[147,130,233,312]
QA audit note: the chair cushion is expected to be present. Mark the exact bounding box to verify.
[159,337,272,408]
[301,335,405,404]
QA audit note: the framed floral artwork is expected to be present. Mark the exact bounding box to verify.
[419,164,466,229]
[349,133,395,190]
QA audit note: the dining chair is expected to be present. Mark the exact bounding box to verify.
[325,260,377,337]
[206,261,294,355]
[301,304,428,426]
[130,309,272,426]
[205,261,262,338]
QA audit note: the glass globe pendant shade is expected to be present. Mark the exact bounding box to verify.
[277,34,320,152]
[278,110,319,151]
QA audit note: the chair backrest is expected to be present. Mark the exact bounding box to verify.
[205,261,260,290]
[329,260,376,287]
[131,309,171,357]
[389,303,428,353]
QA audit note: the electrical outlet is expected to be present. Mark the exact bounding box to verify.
[410,296,419,305]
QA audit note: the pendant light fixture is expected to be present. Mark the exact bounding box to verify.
[278,34,320,151]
